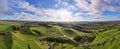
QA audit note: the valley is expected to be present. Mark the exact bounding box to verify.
[0,21,120,49]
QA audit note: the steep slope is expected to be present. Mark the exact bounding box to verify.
[86,29,120,49]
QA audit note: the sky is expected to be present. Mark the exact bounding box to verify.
[0,0,120,21]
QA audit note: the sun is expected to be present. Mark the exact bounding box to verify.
[55,9,72,21]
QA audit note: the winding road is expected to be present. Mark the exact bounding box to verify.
[58,27,86,46]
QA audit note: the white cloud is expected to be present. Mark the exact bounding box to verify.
[18,1,43,16]
[74,0,120,17]
[0,0,9,15]
[42,9,71,19]
[10,0,83,21]
[74,0,102,17]
[6,0,120,21]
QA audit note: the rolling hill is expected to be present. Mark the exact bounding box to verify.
[0,21,120,49]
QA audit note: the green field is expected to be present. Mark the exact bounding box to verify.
[0,21,120,49]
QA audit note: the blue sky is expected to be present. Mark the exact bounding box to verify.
[0,0,120,21]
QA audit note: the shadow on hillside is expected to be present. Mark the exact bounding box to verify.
[32,30,42,36]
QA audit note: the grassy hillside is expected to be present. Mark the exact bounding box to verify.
[11,31,42,49]
[0,21,120,49]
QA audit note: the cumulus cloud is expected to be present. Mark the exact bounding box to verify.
[1,0,119,21]
[9,0,83,21]
[74,0,120,17]
[40,9,83,21]
[0,0,9,15]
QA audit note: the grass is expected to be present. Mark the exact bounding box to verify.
[11,31,42,49]
[0,36,8,49]
[0,25,9,31]
[92,29,120,44]
[0,21,120,49]
[0,21,22,26]
[86,29,120,49]
[0,21,22,31]
[30,26,63,37]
